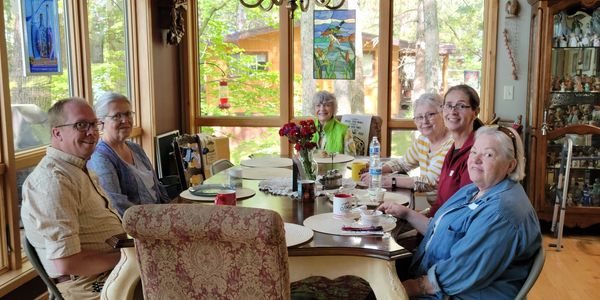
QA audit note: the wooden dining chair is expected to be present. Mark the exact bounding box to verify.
[123,204,290,300]
[172,134,207,189]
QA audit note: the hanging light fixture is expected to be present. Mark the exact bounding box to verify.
[239,0,345,18]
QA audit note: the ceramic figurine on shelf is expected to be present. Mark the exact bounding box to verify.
[593,33,600,47]
[554,11,569,38]
[581,33,590,47]
[559,35,568,47]
[552,76,562,91]
[592,8,600,35]
[574,76,584,92]
[568,105,580,125]
[568,32,579,47]
[564,76,573,91]
[593,77,600,92]
[581,184,591,206]
[592,178,600,206]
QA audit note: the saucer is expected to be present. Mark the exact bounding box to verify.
[355,214,397,228]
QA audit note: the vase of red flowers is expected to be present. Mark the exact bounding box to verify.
[279,120,318,180]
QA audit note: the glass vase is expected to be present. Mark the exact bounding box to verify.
[298,148,318,181]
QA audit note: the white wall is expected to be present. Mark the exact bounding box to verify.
[494,3,532,123]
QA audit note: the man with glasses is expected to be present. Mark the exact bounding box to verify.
[21,98,124,300]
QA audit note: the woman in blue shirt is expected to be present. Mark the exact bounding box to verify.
[379,126,541,299]
[88,92,170,216]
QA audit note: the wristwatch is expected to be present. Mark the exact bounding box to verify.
[391,177,397,190]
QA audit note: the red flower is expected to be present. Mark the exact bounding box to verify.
[279,119,317,152]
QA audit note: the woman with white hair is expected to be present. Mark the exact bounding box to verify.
[311,90,356,156]
[88,92,170,216]
[362,93,452,192]
[378,126,541,299]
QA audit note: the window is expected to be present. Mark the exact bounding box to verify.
[0,0,144,286]
[87,0,131,101]
[247,52,268,71]
[295,2,381,117]
[4,0,70,152]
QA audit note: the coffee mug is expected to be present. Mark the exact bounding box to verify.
[360,209,383,226]
[351,162,367,181]
[215,189,236,206]
[298,180,316,203]
[333,193,354,215]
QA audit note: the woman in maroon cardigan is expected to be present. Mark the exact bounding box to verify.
[428,85,483,217]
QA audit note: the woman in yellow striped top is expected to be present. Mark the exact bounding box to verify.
[363,93,452,192]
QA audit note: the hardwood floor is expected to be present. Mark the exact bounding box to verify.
[529,232,600,299]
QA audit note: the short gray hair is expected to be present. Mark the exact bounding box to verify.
[48,97,89,128]
[313,90,338,115]
[413,93,443,113]
[475,126,525,181]
[95,92,130,118]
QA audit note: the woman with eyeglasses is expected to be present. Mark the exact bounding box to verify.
[311,90,356,156]
[378,126,541,299]
[360,93,452,194]
[428,84,484,217]
[87,92,170,216]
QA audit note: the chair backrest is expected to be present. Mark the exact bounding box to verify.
[211,159,234,176]
[515,247,546,300]
[22,236,64,300]
[172,134,206,189]
[336,115,382,156]
[123,204,290,300]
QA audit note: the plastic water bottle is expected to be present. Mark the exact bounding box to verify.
[368,137,382,197]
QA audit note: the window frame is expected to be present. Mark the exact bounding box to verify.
[188,0,497,158]
[0,0,150,292]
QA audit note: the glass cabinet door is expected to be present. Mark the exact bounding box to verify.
[546,134,600,208]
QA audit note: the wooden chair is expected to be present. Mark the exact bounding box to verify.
[22,236,64,300]
[123,204,290,300]
[337,115,382,156]
[515,247,546,300]
[172,134,206,189]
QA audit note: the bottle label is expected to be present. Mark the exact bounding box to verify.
[369,168,382,176]
[370,147,380,155]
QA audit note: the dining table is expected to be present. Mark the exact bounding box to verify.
[102,170,419,300]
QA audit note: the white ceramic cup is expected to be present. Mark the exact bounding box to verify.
[360,209,383,226]
[333,193,354,215]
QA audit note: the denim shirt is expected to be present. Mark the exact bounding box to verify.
[88,140,170,216]
[411,179,541,299]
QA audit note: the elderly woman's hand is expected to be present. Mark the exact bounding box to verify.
[377,201,411,219]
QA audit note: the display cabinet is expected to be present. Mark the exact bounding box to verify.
[527,0,600,227]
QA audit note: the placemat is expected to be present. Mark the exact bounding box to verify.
[314,154,355,164]
[303,213,396,236]
[180,187,256,202]
[241,157,292,168]
[285,223,314,247]
[242,167,292,180]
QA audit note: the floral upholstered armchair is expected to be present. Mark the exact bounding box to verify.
[123,204,290,300]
